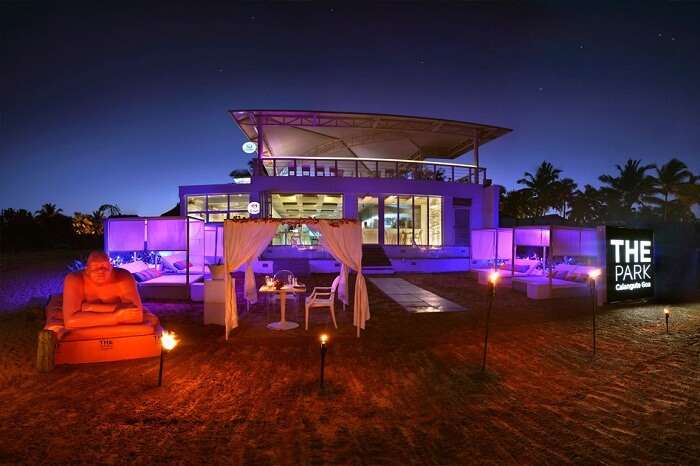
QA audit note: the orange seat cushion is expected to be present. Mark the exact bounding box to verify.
[59,312,160,341]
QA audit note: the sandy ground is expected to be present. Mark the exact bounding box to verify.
[1,256,699,465]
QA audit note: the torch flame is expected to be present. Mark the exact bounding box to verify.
[664,307,670,315]
[319,334,329,345]
[588,268,601,280]
[488,271,499,285]
[161,330,178,351]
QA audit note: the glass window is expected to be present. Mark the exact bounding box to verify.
[186,193,250,223]
[187,195,205,212]
[398,196,413,245]
[269,193,342,219]
[207,195,227,211]
[229,194,249,212]
[384,196,398,245]
[358,196,379,244]
[208,213,227,223]
[268,193,342,245]
[413,196,428,245]
[429,197,442,246]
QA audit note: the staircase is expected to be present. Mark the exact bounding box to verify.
[362,245,395,275]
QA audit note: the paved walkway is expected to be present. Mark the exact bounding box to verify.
[368,277,465,313]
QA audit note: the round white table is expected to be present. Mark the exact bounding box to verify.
[259,284,306,331]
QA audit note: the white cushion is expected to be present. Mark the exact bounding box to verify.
[119,260,149,273]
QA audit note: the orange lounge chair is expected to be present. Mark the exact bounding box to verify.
[43,295,162,365]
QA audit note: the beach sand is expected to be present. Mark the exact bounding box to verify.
[1,253,699,465]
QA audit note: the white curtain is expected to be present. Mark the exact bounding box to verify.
[497,228,513,260]
[470,229,496,260]
[312,221,369,337]
[223,220,279,339]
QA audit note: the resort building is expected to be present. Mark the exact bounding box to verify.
[178,110,511,274]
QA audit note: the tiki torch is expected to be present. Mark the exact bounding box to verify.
[481,271,499,373]
[158,330,178,387]
[664,307,670,334]
[319,334,328,389]
[588,269,601,355]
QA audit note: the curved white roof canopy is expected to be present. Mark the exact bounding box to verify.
[229,110,511,161]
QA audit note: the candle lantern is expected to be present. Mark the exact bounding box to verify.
[588,269,602,355]
[319,334,329,389]
[481,272,499,372]
[158,330,178,387]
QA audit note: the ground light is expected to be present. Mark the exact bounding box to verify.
[481,271,499,373]
[158,330,178,387]
[319,334,329,389]
[664,307,670,334]
[588,269,602,355]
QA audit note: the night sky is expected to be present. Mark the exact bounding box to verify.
[2,2,699,216]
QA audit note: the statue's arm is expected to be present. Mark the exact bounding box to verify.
[63,273,119,328]
[115,271,144,323]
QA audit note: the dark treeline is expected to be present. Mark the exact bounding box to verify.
[501,158,700,226]
[0,204,123,252]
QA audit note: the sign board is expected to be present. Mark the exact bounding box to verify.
[247,201,260,215]
[605,226,654,302]
[242,141,257,154]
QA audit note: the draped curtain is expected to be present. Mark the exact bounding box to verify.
[309,221,369,337]
[223,220,279,339]
[223,218,368,339]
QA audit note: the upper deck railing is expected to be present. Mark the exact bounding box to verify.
[253,157,487,184]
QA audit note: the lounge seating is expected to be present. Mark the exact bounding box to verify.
[119,257,204,300]
[474,259,541,286]
[43,295,162,365]
[512,264,593,300]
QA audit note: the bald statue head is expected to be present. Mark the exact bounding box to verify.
[85,250,113,285]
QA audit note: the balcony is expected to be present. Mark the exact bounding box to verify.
[252,157,487,184]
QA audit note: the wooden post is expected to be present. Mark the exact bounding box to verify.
[36,329,56,372]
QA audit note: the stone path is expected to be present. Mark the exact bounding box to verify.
[368,277,465,313]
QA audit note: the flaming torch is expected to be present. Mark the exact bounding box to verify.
[158,330,178,387]
[319,334,329,389]
[481,271,499,373]
[664,307,670,334]
[588,269,601,355]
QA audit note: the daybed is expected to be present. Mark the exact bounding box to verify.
[475,259,541,286]
[512,264,593,300]
[42,295,162,365]
[120,258,204,300]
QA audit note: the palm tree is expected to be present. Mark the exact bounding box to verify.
[98,204,122,217]
[517,161,563,216]
[598,159,656,216]
[35,203,63,219]
[500,189,538,220]
[568,185,605,225]
[651,158,693,221]
[551,177,578,219]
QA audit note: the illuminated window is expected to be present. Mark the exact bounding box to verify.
[186,193,250,223]
[358,196,379,244]
[384,196,398,245]
[382,195,442,246]
[429,197,442,246]
[268,193,343,245]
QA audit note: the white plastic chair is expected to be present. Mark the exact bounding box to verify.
[305,276,340,330]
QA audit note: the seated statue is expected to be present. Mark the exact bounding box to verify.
[62,251,144,328]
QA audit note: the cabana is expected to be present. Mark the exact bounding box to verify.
[470,227,543,285]
[222,218,369,338]
[105,217,205,300]
[471,225,603,300]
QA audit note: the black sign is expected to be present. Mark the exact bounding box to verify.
[605,226,654,302]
